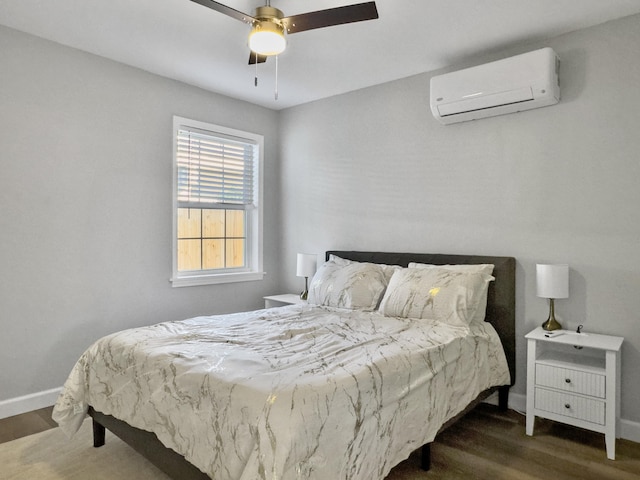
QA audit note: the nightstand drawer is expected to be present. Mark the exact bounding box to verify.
[535,364,605,398]
[535,387,605,425]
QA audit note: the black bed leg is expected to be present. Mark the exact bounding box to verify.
[92,418,106,447]
[498,385,509,411]
[421,443,431,471]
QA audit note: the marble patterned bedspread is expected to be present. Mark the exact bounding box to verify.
[52,304,510,480]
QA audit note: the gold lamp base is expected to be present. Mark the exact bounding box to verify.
[541,298,562,331]
[541,316,562,331]
[300,277,309,300]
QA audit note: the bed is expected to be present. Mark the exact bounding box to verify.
[52,251,516,479]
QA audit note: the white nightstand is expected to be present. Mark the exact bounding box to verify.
[263,293,306,308]
[525,327,623,459]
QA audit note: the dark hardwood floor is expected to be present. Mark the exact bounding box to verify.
[1,403,639,479]
[411,404,640,480]
[0,405,57,444]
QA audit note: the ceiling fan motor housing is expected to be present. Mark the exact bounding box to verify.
[254,5,284,21]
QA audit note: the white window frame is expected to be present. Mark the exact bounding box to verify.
[171,116,264,287]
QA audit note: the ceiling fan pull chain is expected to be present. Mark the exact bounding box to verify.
[274,55,279,100]
[254,51,258,87]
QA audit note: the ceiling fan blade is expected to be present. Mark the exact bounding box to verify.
[248,53,268,65]
[189,0,255,24]
[282,1,378,34]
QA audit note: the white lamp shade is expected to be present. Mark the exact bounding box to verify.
[536,264,569,299]
[296,253,316,277]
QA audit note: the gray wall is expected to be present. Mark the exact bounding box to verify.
[0,26,281,402]
[279,14,640,426]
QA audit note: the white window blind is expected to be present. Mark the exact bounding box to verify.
[176,127,256,208]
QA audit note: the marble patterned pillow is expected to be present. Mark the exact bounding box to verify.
[308,256,398,311]
[408,263,495,324]
[379,267,494,327]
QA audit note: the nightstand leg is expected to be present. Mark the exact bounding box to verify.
[526,414,535,436]
[605,433,615,460]
[525,338,536,436]
[605,350,617,460]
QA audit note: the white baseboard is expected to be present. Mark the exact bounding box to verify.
[485,391,640,444]
[0,387,61,420]
[621,418,640,443]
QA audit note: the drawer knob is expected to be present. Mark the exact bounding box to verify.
[565,378,571,384]
[564,403,571,409]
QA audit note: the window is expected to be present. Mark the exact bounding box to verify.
[172,116,264,287]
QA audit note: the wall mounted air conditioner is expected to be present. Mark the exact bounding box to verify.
[430,47,560,125]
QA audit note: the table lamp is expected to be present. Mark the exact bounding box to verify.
[536,264,569,331]
[296,253,316,300]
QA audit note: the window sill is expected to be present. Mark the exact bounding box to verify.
[171,271,266,287]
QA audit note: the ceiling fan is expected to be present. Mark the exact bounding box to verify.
[190,1,379,64]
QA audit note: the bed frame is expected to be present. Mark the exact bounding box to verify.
[89,251,516,478]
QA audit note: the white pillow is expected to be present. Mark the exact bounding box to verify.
[379,267,494,326]
[308,256,398,311]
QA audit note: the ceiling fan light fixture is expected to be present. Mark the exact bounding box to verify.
[249,20,286,56]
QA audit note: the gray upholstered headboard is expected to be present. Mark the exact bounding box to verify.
[326,251,516,386]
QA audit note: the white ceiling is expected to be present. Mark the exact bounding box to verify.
[2,0,640,110]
